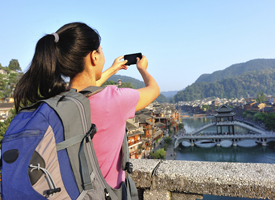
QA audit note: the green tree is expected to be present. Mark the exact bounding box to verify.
[8,59,21,71]
[155,94,168,103]
[260,91,266,102]
[0,107,16,141]
[253,112,267,122]
[202,104,210,111]
[101,80,117,86]
[164,137,173,145]
[178,123,184,130]
[264,113,275,131]
[119,82,134,88]
[0,74,9,98]
[150,148,166,159]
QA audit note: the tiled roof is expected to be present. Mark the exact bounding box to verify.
[126,121,138,130]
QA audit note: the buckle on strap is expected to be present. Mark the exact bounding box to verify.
[125,162,133,174]
[85,123,97,143]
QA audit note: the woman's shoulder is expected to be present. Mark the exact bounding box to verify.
[104,85,137,94]
[97,85,139,100]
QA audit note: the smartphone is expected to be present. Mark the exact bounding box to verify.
[124,53,142,65]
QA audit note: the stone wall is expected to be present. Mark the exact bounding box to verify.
[130,159,275,200]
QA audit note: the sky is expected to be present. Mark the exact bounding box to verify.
[0,0,275,92]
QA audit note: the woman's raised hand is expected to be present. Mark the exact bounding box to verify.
[110,56,128,74]
[136,55,148,72]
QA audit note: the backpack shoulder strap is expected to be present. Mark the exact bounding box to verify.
[121,132,130,171]
[122,131,139,200]
[79,86,105,97]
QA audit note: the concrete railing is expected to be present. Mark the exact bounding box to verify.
[130,159,275,200]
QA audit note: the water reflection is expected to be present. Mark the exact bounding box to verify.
[178,115,275,200]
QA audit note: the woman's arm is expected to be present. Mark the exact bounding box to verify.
[136,56,160,111]
[96,56,128,86]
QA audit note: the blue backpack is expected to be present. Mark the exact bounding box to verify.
[1,86,138,200]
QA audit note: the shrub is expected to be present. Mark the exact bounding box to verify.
[150,148,166,159]
[163,144,169,151]
[164,137,173,145]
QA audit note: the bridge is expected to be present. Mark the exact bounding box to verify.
[174,133,275,148]
[174,120,275,148]
[187,121,265,135]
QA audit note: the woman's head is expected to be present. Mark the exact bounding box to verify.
[14,22,101,112]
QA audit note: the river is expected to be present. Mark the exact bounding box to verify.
[176,113,275,200]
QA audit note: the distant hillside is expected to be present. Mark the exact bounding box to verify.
[107,74,169,103]
[195,59,275,83]
[155,94,168,103]
[174,68,275,101]
[107,75,145,89]
[161,90,179,98]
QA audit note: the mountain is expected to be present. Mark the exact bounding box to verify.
[161,90,180,98]
[174,68,275,102]
[155,94,168,103]
[195,59,275,83]
[107,74,169,103]
[107,75,145,89]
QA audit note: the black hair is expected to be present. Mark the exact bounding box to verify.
[14,22,101,112]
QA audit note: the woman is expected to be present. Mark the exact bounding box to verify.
[14,22,160,189]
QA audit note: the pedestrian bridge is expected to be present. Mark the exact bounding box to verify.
[174,120,275,148]
[188,121,265,135]
[174,133,275,148]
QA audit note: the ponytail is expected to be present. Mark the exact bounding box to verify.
[14,22,101,112]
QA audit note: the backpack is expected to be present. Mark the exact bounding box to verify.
[1,86,138,200]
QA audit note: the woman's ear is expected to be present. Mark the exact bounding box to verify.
[90,50,98,66]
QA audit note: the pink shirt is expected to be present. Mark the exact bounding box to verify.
[88,86,139,189]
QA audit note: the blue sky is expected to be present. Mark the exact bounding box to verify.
[0,0,275,92]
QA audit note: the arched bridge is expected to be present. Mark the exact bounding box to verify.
[174,134,275,148]
[188,121,265,135]
[174,120,275,148]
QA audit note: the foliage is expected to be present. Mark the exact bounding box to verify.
[155,94,168,103]
[0,107,16,141]
[101,80,134,88]
[178,123,184,130]
[256,91,266,103]
[101,80,117,86]
[169,97,175,103]
[163,144,168,151]
[253,112,267,122]
[150,148,166,159]
[164,137,173,145]
[119,82,134,88]
[195,59,275,83]
[107,74,145,89]
[202,104,210,111]
[0,71,20,98]
[242,110,257,119]
[264,113,275,131]
[8,59,21,71]
[174,68,275,101]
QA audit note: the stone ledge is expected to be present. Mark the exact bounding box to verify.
[130,159,275,200]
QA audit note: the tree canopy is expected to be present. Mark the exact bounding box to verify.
[174,68,275,101]
[8,59,21,71]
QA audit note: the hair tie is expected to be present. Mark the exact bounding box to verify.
[51,33,59,43]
